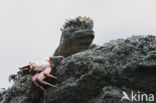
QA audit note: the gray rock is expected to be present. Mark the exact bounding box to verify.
[0,88,6,102]
[0,88,6,94]
[47,35,156,103]
[1,35,156,103]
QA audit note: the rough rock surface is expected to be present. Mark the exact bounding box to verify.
[1,35,156,103]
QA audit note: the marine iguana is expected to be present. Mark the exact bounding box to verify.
[53,16,95,57]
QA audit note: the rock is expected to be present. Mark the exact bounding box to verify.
[46,35,156,103]
[0,88,6,102]
[0,88,6,94]
[1,71,43,103]
[1,35,156,103]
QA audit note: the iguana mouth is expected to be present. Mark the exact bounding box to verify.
[72,29,94,39]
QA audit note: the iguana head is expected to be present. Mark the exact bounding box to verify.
[58,16,95,57]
